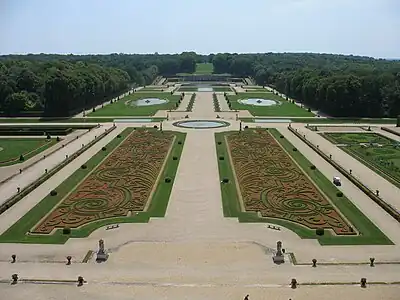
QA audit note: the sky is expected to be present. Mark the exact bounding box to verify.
[0,0,399,58]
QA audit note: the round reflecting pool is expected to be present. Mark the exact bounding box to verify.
[133,98,168,106]
[173,120,230,129]
[238,98,280,106]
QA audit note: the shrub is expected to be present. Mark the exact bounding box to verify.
[92,107,95,112]
[153,125,158,129]
[164,177,172,183]
[46,134,51,139]
[217,141,222,145]
[50,190,57,196]
[178,141,182,145]
[280,135,284,138]
[336,192,343,197]
[19,154,24,161]
[244,125,249,129]
[56,136,61,142]
[310,165,316,170]
[293,148,297,151]
[81,164,87,169]
[219,156,224,160]
[117,134,121,138]
[172,156,178,160]
[316,228,325,236]
[62,227,71,235]
[308,108,311,112]
[102,147,106,151]
[222,178,229,183]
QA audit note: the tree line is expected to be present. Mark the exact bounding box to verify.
[0,53,198,117]
[1,52,399,118]
[210,53,400,118]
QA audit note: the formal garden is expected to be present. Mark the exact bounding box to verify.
[215,129,392,245]
[0,138,58,167]
[226,92,314,116]
[0,128,186,243]
[321,132,400,188]
[88,92,181,116]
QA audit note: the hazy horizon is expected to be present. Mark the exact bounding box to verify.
[1,0,399,59]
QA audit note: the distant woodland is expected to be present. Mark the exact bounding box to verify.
[1,52,399,117]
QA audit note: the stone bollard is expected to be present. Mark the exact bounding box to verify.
[66,155,68,159]
[291,278,297,289]
[19,169,22,174]
[11,254,16,263]
[312,258,317,267]
[376,190,379,196]
[11,274,18,285]
[349,169,352,175]
[45,169,48,174]
[360,278,367,288]
[66,256,72,265]
[370,257,375,267]
[329,154,332,159]
[77,276,84,287]
[17,187,20,193]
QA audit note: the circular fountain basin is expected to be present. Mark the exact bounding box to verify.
[133,98,168,106]
[173,120,230,129]
[238,98,280,106]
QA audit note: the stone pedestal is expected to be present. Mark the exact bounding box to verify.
[96,239,108,262]
[273,240,285,264]
[273,254,285,264]
[96,251,108,261]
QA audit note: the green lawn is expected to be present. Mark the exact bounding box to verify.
[321,132,400,188]
[321,132,393,145]
[177,86,199,92]
[0,128,186,244]
[88,93,180,116]
[240,117,397,124]
[0,138,57,166]
[228,93,314,117]
[212,86,232,92]
[195,63,214,74]
[242,87,270,92]
[177,86,232,92]
[215,129,392,245]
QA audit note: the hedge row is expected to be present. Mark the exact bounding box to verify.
[288,126,400,223]
[381,126,400,138]
[0,129,74,136]
[186,93,196,112]
[0,125,116,215]
[213,93,220,112]
[0,130,91,185]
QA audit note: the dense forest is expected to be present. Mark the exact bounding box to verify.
[0,52,399,117]
[211,53,400,117]
[0,53,197,116]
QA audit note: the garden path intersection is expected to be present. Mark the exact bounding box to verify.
[0,91,400,300]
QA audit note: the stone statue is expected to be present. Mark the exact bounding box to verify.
[273,240,284,264]
[98,239,104,253]
[276,241,283,256]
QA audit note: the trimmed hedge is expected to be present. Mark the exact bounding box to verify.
[288,126,400,223]
[0,126,117,215]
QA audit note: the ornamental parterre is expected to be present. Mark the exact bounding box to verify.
[226,130,354,235]
[33,130,174,234]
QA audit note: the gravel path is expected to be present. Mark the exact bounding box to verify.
[1,92,400,299]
